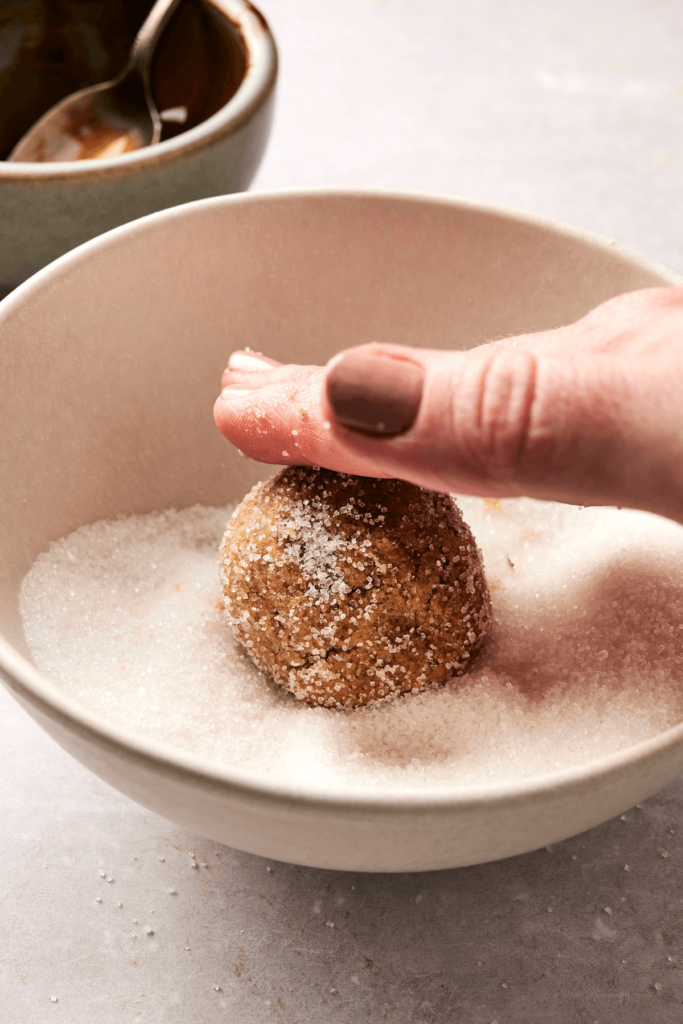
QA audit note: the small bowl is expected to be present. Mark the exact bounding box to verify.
[0,0,276,296]
[0,190,680,872]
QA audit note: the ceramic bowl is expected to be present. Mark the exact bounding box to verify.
[1,190,681,872]
[0,0,276,297]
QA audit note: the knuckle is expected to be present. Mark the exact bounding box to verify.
[458,349,552,481]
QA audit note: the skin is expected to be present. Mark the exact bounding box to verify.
[214,285,683,526]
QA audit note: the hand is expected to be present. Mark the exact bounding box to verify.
[214,286,683,524]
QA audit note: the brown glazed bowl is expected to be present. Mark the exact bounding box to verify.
[0,0,276,296]
[0,190,681,872]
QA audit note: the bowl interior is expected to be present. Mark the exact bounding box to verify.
[0,190,677,743]
[0,0,247,160]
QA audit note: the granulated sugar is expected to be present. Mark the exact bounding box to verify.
[19,498,683,791]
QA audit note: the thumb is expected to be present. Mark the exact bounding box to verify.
[323,343,683,520]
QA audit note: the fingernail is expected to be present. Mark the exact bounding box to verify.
[228,351,271,372]
[326,351,424,437]
[221,387,255,401]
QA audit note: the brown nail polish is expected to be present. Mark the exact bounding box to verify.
[326,351,424,437]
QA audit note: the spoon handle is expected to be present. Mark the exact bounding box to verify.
[129,0,184,73]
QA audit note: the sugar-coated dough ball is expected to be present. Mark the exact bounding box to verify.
[219,467,491,709]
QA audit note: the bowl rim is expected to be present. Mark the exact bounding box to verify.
[2,185,683,813]
[0,0,277,182]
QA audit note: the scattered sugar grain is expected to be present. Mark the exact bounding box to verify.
[19,499,683,792]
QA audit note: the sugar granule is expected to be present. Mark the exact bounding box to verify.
[19,498,683,792]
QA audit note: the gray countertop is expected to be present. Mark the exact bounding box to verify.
[4,0,683,1020]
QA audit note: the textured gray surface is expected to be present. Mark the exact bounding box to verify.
[4,0,683,1020]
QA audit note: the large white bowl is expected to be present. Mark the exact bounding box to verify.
[1,190,681,872]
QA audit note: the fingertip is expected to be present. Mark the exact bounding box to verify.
[221,350,282,388]
[214,386,255,438]
[213,392,231,437]
[227,350,281,373]
[221,386,258,401]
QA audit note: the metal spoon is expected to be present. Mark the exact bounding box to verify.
[8,0,183,163]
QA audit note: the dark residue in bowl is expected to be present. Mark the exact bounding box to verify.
[0,0,247,161]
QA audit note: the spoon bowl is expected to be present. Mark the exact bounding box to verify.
[8,0,182,163]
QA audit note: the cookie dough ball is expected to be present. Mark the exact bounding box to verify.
[219,468,491,709]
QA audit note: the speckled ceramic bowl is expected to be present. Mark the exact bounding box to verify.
[1,190,681,872]
[0,0,276,296]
